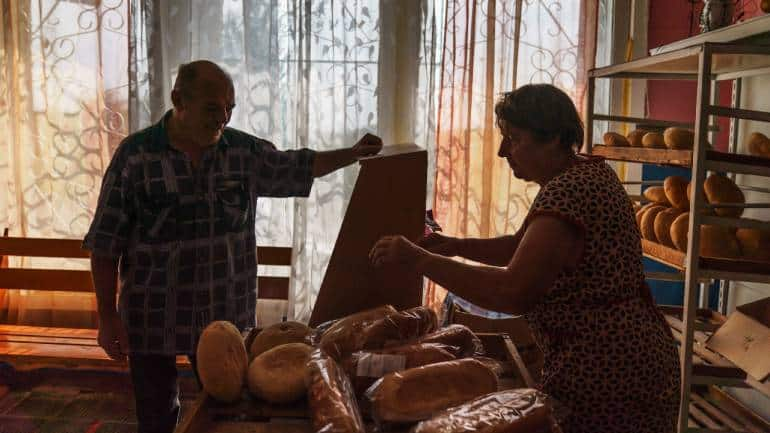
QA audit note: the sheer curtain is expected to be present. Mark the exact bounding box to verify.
[426,0,597,311]
[128,0,441,324]
[0,0,441,327]
[0,0,130,327]
[0,0,596,327]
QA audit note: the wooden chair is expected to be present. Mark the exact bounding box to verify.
[0,233,292,371]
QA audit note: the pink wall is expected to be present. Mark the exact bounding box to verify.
[647,1,764,151]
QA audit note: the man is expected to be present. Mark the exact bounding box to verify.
[83,60,382,433]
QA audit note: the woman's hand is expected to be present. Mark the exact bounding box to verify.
[369,235,424,268]
[417,232,462,257]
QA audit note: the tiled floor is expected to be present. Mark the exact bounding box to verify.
[0,368,200,433]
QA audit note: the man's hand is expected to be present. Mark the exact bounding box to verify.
[352,133,383,159]
[417,232,462,257]
[98,313,129,361]
[313,133,383,177]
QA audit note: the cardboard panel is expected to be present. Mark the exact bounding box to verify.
[707,297,770,381]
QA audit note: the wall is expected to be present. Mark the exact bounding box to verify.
[648,1,765,151]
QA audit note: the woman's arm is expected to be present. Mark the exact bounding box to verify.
[372,215,582,315]
[419,231,522,267]
[458,233,523,266]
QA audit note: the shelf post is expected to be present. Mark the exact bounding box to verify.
[585,76,595,154]
[679,44,713,433]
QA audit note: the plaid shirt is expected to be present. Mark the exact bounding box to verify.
[83,111,315,355]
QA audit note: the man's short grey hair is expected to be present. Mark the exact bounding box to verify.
[173,60,233,99]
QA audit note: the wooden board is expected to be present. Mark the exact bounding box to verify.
[642,239,770,278]
[0,325,190,370]
[309,145,427,326]
[592,145,692,167]
[691,387,770,433]
[642,240,686,270]
[0,237,90,258]
[592,145,770,171]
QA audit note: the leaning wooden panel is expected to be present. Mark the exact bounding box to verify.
[309,145,427,327]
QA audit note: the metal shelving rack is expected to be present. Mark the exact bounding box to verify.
[585,42,770,433]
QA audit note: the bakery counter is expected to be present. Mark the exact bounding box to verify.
[175,333,548,433]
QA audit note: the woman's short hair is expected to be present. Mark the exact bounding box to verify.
[494,84,584,152]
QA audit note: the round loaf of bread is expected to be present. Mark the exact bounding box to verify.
[197,321,248,403]
[664,176,689,210]
[247,342,312,403]
[627,129,645,147]
[642,132,665,149]
[747,132,770,158]
[664,127,694,150]
[603,132,630,147]
[686,181,713,214]
[641,206,667,241]
[670,212,690,252]
[654,208,683,248]
[249,321,312,360]
[704,174,745,218]
[700,225,741,259]
[635,208,647,229]
[736,225,770,262]
[669,216,741,258]
[643,186,671,206]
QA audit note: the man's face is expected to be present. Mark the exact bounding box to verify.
[177,77,235,146]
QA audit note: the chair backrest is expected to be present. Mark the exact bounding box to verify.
[0,236,93,292]
[255,246,293,300]
[0,234,293,300]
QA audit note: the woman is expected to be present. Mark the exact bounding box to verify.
[370,84,681,433]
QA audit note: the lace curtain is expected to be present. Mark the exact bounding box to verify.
[0,0,129,326]
[426,0,597,311]
[0,0,441,326]
[0,0,595,327]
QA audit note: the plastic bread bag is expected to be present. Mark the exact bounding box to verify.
[306,349,365,433]
[311,305,398,346]
[411,388,554,433]
[357,306,439,351]
[365,358,498,424]
[342,342,458,396]
[319,306,438,360]
[415,324,485,358]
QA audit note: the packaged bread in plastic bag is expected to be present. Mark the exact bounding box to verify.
[312,305,398,346]
[306,349,365,433]
[343,342,457,396]
[411,388,553,433]
[319,306,438,360]
[414,324,484,358]
[366,358,498,423]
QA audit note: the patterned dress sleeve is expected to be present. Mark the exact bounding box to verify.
[523,169,587,239]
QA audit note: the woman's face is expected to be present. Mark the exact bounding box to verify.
[497,123,557,182]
